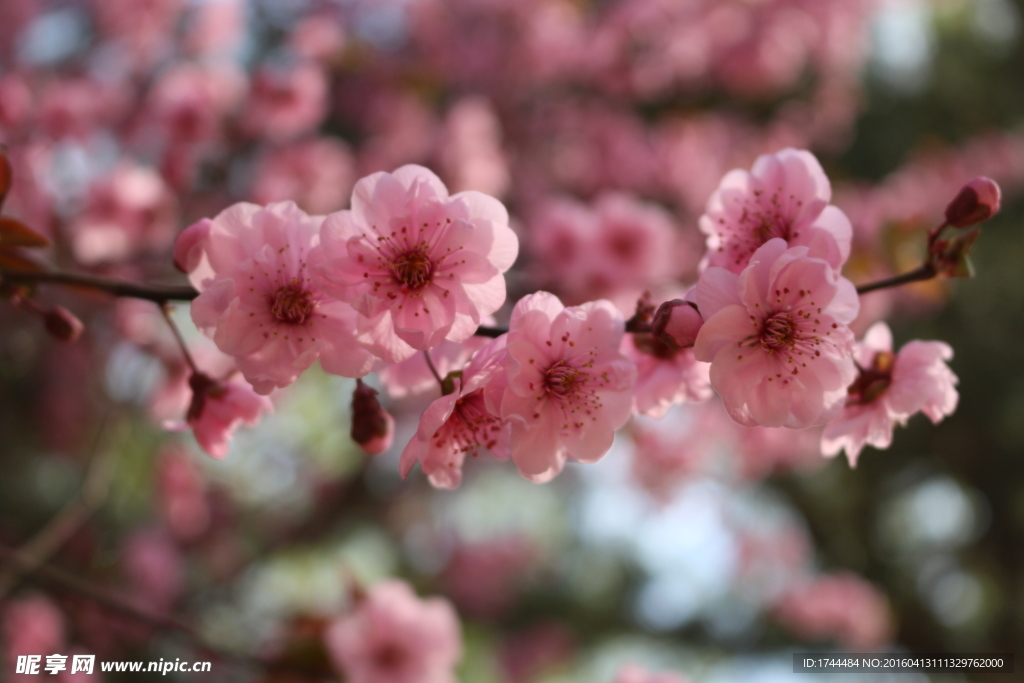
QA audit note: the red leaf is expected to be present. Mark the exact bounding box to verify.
[0,216,50,248]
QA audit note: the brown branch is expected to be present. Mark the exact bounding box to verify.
[0,268,198,303]
[855,263,937,295]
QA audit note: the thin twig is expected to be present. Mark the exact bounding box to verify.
[160,303,201,374]
[855,263,937,295]
[0,416,114,599]
[423,349,443,385]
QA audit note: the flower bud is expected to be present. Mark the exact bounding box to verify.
[173,218,211,273]
[351,380,394,455]
[43,306,84,342]
[945,177,1001,228]
[651,299,702,350]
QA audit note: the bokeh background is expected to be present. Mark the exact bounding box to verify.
[1,0,1023,681]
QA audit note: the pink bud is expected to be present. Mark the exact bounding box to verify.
[945,177,1001,228]
[652,299,703,350]
[351,381,394,455]
[173,218,211,273]
[44,306,84,342]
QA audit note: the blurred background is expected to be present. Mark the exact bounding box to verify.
[1,0,1023,681]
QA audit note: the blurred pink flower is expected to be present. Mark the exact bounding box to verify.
[183,374,272,458]
[39,78,122,141]
[630,414,710,502]
[69,163,179,266]
[122,529,184,613]
[773,572,892,650]
[182,201,380,393]
[731,424,824,479]
[496,292,636,482]
[314,165,518,357]
[289,14,347,63]
[157,446,211,541]
[0,73,33,135]
[694,238,858,428]
[251,138,356,215]
[325,580,462,683]
[440,535,535,619]
[146,64,244,147]
[438,96,510,197]
[499,622,576,683]
[400,335,510,488]
[822,322,958,466]
[700,148,852,274]
[613,663,691,683]
[3,595,64,665]
[243,64,328,143]
[94,0,186,64]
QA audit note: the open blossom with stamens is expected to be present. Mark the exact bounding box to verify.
[694,238,859,428]
[822,322,958,466]
[493,292,636,482]
[313,165,518,360]
[700,148,852,274]
[179,201,379,394]
[324,580,462,683]
[400,335,510,488]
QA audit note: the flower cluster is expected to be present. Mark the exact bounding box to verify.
[170,149,971,483]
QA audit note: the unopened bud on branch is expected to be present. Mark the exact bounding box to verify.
[945,177,1001,228]
[44,306,84,342]
[651,299,703,350]
[351,380,394,455]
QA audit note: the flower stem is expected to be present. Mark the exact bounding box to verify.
[424,349,443,386]
[0,268,198,303]
[160,303,201,375]
[855,263,937,295]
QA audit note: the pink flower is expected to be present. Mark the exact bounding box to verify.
[630,414,710,502]
[495,292,637,482]
[350,380,395,455]
[3,595,64,663]
[613,663,691,683]
[773,573,892,650]
[438,96,510,197]
[314,165,518,358]
[242,64,329,143]
[379,336,489,399]
[945,176,1001,227]
[181,201,380,393]
[400,335,511,488]
[184,374,272,458]
[324,580,462,683]
[694,238,858,428]
[700,148,852,274]
[821,322,958,466]
[251,138,356,216]
[69,163,178,266]
[622,332,711,418]
[439,536,535,619]
[122,529,184,613]
[157,446,210,541]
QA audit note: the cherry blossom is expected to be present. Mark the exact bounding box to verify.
[181,201,380,393]
[494,292,636,482]
[700,148,852,274]
[821,322,958,466]
[324,580,461,683]
[694,238,858,428]
[400,335,510,488]
[182,374,272,459]
[314,165,518,358]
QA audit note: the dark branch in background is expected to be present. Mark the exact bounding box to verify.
[0,545,329,680]
[854,263,938,295]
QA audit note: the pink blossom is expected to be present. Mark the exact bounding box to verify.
[122,529,184,613]
[324,580,461,683]
[613,663,691,683]
[821,322,958,466]
[251,138,356,215]
[289,14,347,63]
[0,73,33,134]
[145,64,244,147]
[495,292,637,482]
[700,148,852,274]
[438,96,510,197]
[400,335,511,488]
[157,446,210,541]
[622,331,711,418]
[242,64,328,143]
[69,163,179,266]
[694,238,858,428]
[945,176,1001,227]
[350,381,395,455]
[314,165,518,358]
[379,336,489,399]
[731,424,824,479]
[773,573,892,650]
[630,414,710,502]
[184,374,272,459]
[3,595,64,664]
[182,201,380,393]
[439,535,535,619]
